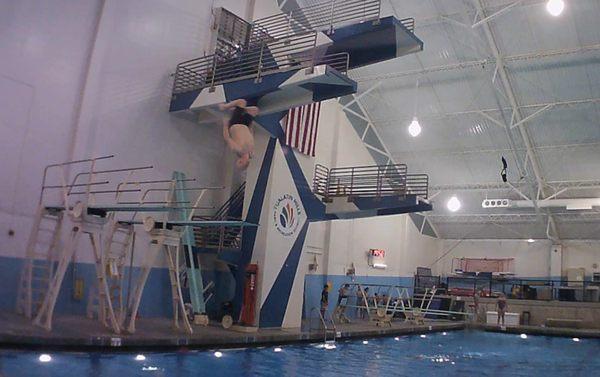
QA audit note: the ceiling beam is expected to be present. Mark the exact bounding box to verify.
[428,212,600,224]
[372,97,600,125]
[430,180,600,192]
[471,0,523,28]
[391,141,600,158]
[352,43,600,82]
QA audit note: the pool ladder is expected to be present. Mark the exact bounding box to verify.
[313,307,337,343]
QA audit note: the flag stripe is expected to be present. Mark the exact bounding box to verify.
[301,103,312,152]
[283,101,321,157]
[294,106,302,147]
[311,102,321,156]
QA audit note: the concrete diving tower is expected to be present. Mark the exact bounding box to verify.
[168,0,423,123]
[313,163,432,219]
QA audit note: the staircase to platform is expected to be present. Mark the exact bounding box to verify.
[192,183,246,265]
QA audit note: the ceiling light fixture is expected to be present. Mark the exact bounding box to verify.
[408,117,422,137]
[447,196,461,212]
[409,79,422,137]
[546,0,564,16]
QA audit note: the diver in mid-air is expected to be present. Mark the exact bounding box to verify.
[219,99,259,170]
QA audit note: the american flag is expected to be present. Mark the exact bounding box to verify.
[283,102,321,157]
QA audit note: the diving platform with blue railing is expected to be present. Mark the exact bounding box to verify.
[168,0,423,122]
[313,163,432,218]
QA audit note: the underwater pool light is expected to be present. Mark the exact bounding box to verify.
[214,351,223,358]
[274,347,282,352]
[572,338,580,342]
[520,334,528,339]
[135,354,146,361]
[39,354,52,363]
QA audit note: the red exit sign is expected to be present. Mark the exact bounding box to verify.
[370,249,385,258]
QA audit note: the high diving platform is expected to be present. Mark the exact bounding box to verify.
[168,0,423,120]
[313,163,432,218]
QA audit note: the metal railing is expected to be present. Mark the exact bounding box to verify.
[251,0,381,43]
[192,216,243,250]
[310,307,337,343]
[399,17,415,33]
[192,183,246,250]
[216,8,252,51]
[405,174,429,198]
[313,163,429,201]
[173,33,350,94]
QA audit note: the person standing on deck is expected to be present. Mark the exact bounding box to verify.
[320,284,329,318]
[496,293,507,326]
[473,290,481,323]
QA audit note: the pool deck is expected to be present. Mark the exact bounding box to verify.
[0,311,465,350]
[474,323,600,338]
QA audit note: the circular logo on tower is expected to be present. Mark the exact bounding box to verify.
[273,194,302,236]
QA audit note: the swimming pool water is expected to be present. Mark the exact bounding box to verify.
[1,331,599,376]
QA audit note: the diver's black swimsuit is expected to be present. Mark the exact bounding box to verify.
[228,106,254,128]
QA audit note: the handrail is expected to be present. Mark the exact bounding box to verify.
[173,1,375,95]
[172,35,351,94]
[192,183,246,250]
[400,17,415,33]
[313,163,429,200]
[251,0,381,42]
[310,307,336,343]
[314,163,431,200]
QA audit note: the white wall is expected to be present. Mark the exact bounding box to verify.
[0,0,254,265]
[325,215,440,278]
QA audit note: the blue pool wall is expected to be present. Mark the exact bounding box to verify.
[0,255,567,321]
[0,256,174,318]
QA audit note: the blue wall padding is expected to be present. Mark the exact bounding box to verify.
[0,256,174,318]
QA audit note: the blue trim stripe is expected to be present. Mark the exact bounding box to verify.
[278,140,329,221]
[232,137,277,319]
[169,89,202,112]
[255,111,287,139]
[259,221,309,327]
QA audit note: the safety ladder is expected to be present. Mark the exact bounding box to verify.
[33,209,122,333]
[125,226,192,334]
[86,220,134,326]
[313,307,337,343]
[16,206,64,318]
